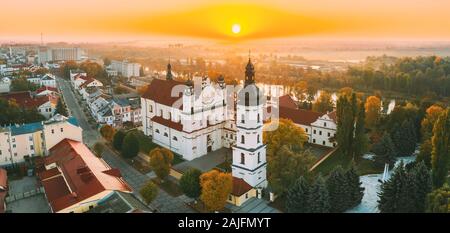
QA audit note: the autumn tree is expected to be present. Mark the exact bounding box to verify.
[431,108,450,188]
[426,184,450,213]
[421,104,444,140]
[312,90,334,113]
[200,170,232,212]
[293,81,308,105]
[149,147,174,181]
[100,125,115,142]
[55,98,68,117]
[139,181,158,205]
[264,118,308,155]
[365,96,381,129]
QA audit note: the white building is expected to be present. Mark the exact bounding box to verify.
[110,60,141,78]
[0,115,83,167]
[38,47,85,64]
[0,77,11,93]
[26,73,56,88]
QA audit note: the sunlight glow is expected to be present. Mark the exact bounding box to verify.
[232,24,241,34]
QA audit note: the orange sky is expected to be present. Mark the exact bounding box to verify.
[1,0,450,42]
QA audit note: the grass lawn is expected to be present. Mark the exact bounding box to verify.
[312,150,383,176]
[151,178,184,197]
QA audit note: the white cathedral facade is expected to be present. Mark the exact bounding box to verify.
[140,58,337,205]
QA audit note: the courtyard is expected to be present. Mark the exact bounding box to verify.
[6,176,50,213]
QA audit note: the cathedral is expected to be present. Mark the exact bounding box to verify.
[141,57,337,206]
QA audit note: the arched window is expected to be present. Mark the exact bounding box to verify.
[155,129,160,134]
[173,136,178,141]
[164,132,168,137]
[240,153,245,165]
[241,114,245,123]
[241,135,245,144]
[257,114,260,123]
[257,134,260,143]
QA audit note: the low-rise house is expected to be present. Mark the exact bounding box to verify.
[78,78,103,94]
[26,73,56,88]
[80,86,101,101]
[0,91,59,118]
[69,70,87,83]
[36,86,59,97]
[38,139,132,213]
[0,114,83,167]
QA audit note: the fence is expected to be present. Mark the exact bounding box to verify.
[5,187,44,203]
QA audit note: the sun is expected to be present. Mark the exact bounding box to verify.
[232,24,241,34]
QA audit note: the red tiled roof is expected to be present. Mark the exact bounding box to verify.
[0,91,53,109]
[279,95,298,109]
[278,106,323,126]
[151,115,183,131]
[38,167,61,181]
[327,111,337,122]
[39,139,132,212]
[36,86,59,94]
[142,79,184,107]
[231,177,253,196]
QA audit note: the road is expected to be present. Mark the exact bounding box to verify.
[56,77,99,146]
[57,77,194,212]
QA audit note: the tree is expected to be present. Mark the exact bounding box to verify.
[285,176,310,213]
[421,104,444,140]
[60,61,79,80]
[55,98,68,117]
[93,142,104,158]
[179,168,202,199]
[326,166,349,212]
[139,181,158,205]
[411,161,432,212]
[312,90,334,113]
[121,132,139,158]
[267,145,316,195]
[426,184,450,213]
[308,175,330,213]
[103,57,111,67]
[293,81,308,105]
[10,77,39,91]
[417,139,432,168]
[264,118,308,155]
[100,125,115,142]
[336,92,358,158]
[378,162,432,213]
[112,130,126,150]
[149,147,174,181]
[365,96,381,129]
[378,162,409,213]
[353,101,368,159]
[345,164,365,208]
[372,133,397,167]
[431,108,450,188]
[391,120,417,156]
[200,170,232,212]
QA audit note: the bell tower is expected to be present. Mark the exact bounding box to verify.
[232,57,267,188]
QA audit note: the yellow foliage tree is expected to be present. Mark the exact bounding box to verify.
[100,125,115,142]
[421,105,444,139]
[200,170,232,212]
[264,118,308,155]
[149,147,174,181]
[365,95,381,129]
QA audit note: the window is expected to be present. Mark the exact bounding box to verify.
[51,129,54,134]
[155,129,160,134]
[328,132,331,137]
[191,107,194,114]
[241,114,245,124]
[313,139,316,143]
[241,135,245,144]
[324,122,327,127]
[245,193,249,199]
[240,153,245,165]
[245,92,249,106]
[305,128,308,133]
[30,145,34,150]
[12,138,15,143]
[257,114,260,123]
[164,133,168,137]
[149,105,153,113]
[29,136,33,141]
[60,128,64,132]
[257,134,260,143]
[173,136,177,141]
[323,141,326,145]
[13,144,16,148]
[257,152,261,164]
[0,150,2,155]
[160,109,163,116]
[313,130,316,134]
[319,131,322,136]
[228,195,232,201]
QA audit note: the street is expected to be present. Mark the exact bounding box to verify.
[56,76,194,212]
